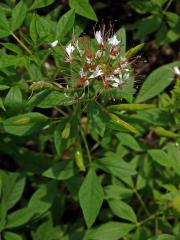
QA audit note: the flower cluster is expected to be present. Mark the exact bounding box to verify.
[60,28,132,91]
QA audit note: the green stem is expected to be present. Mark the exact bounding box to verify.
[134,189,150,217]
[136,212,162,227]
[164,0,173,11]
[11,32,32,55]
[80,126,92,164]
[54,107,68,117]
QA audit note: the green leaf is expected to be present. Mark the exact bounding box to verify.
[148,149,172,167]
[134,15,162,39]
[56,9,75,42]
[69,0,97,21]
[0,85,10,91]
[0,11,11,38]
[5,207,34,229]
[11,0,27,32]
[95,152,136,178]
[4,86,23,110]
[3,231,23,240]
[3,112,48,136]
[116,27,126,55]
[30,14,38,44]
[2,172,25,210]
[108,199,137,223]
[86,222,135,240]
[129,0,160,14]
[28,181,57,217]
[0,97,5,111]
[42,160,74,180]
[28,90,68,108]
[87,101,107,137]
[135,61,180,103]
[148,234,176,240]
[79,169,104,228]
[116,133,143,151]
[29,0,54,10]
[0,43,22,54]
[0,55,23,68]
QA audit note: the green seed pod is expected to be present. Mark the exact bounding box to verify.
[62,122,71,139]
[75,148,86,172]
[172,195,180,214]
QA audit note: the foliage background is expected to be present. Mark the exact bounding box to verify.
[0,0,180,240]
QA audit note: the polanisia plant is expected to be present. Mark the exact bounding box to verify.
[41,25,138,101]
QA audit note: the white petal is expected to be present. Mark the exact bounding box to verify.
[66,43,75,56]
[51,40,58,47]
[108,35,120,46]
[95,50,103,58]
[95,31,103,45]
[174,66,180,76]
[89,66,103,79]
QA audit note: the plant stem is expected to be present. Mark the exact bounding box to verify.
[54,107,68,117]
[11,32,32,55]
[136,211,162,227]
[80,126,92,164]
[164,0,173,11]
[134,189,150,216]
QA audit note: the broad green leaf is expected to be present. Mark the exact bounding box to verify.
[0,97,5,111]
[30,14,38,44]
[116,27,126,55]
[35,15,54,42]
[129,0,160,14]
[135,61,180,103]
[28,181,57,217]
[116,133,143,151]
[3,112,48,136]
[69,0,97,21]
[87,101,107,137]
[0,43,22,54]
[86,222,135,240]
[105,185,133,200]
[2,172,25,210]
[0,85,10,91]
[79,169,104,228]
[108,199,137,223]
[4,86,23,110]
[0,55,23,68]
[11,0,27,32]
[148,149,172,167]
[42,160,74,180]
[28,90,68,108]
[56,9,75,42]
[95,152,136,178]
[0,11,11,38]
[29,0,54,10]
[5,207,34,229]
[148,234,176,240]
[134,15,162,39]
[167,143,180,174]
[3,231,23,240]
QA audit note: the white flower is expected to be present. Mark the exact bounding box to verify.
[89,66,103,79]
[174,66,180,76]
[95,31,103,45]
[95,50,103,58]
[110,73,130,88]
[79,69,87,77]
[86,58,92,64]
[91,66,103,78]
[108,35,120,46]
[84,80,89,87]
[50,40,58,47]
[66,43,75,57]
[44,62,51,69]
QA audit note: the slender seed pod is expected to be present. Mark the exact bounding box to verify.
[75,147,86,172]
